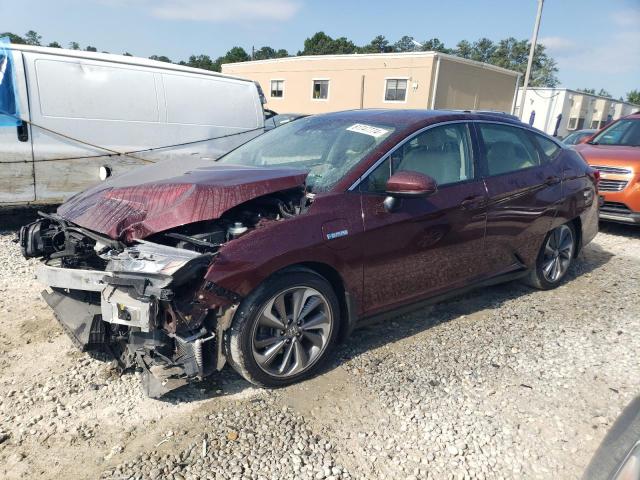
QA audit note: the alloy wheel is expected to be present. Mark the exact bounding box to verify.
[542,225,574,283]
[251,287,333,378]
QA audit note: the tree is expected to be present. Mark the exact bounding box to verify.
[24,30,42,46]
[477,37,558,87]
[69,41,80,50]
[1,32,26,44]
[470,38,496,63]
[420,38,449,53]
[393,35,418,52]
[149,55,172,63]
[332,37,358,54]
[220,46,250,64]
[47,41,62,48]
[254,46,275,60]
[85,46,97,52]
[253,46,289,60]
[123,52,133,57]
[455,40,473,58]
[627,90,640,105]
[182,54,218,71]
[301,32,334,55]
[359,35,392,53]
[579,88,612,98]
[301,32,357,55]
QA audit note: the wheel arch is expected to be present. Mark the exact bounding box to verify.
[267,262,357,342]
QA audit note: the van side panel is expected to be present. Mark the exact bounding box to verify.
[0,51,35,204]
[24,53,163,203]
[21,51,263,204]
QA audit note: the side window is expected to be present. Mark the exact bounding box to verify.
[360,123,474,193]
[530,132,561,163]
[394,124,474,185]
[478,123,541,176]
[361,157,391,193]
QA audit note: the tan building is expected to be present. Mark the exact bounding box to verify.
[222,52,521,115]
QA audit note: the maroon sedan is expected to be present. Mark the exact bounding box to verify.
[20,110,599,397]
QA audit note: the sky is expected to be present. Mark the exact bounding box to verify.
[3,0,640,98]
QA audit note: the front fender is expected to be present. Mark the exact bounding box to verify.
[202,192,364,308]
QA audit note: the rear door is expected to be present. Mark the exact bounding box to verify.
[0,48,35,204]
[477,122,563,274]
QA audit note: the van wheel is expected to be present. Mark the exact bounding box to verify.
[525,223,576,290]
[226,270,339,387]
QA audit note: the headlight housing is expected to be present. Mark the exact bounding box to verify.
[105,241,203,276]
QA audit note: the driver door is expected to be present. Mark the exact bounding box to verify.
[358,123,489,316]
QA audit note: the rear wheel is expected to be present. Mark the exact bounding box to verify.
[525,223,576,290]
[226,270,339,387]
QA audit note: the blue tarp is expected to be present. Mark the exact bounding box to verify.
[0,37,21,127]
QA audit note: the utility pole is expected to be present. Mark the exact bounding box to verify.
[519,0,544,119]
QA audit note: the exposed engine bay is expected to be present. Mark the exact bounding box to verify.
[19,188,309,398]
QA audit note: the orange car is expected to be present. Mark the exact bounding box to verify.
[574,113,640,225]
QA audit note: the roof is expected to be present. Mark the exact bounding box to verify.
[6,44,252,83]
[223,51,520,77]
[307,108,525,131]
[520,87,639,108]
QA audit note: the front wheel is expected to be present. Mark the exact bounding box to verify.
[524,223,576,290]
[226,270,339,387]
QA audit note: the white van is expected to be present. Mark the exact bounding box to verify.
[0,44,265,207]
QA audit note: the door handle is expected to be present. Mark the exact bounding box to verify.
[545,175,560,186]
[460,195,485,210]
[16,120,28,142]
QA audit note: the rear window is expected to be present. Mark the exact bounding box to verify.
[530,132,561,162]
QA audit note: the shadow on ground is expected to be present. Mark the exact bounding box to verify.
[598,221,640,239]
[162,240,615,402]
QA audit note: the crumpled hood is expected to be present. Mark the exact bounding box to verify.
[57,158,307,241]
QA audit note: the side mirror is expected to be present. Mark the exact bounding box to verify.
[384,171,437,212]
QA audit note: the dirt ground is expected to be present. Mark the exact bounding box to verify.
[0,222,638,480]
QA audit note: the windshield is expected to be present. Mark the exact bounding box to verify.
[217,116,395,191]
[591,119,640,146]
[563,131,593,145]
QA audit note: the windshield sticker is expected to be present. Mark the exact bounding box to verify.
[346,123,389,138]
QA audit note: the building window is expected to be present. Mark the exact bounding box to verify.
[312,80,329,100]
[385,79,408,102]
[270,80,284,98]
[567,117,585,131]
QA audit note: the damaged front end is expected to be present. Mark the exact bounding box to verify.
[19,189,308,397]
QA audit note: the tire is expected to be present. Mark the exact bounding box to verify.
[226,269,340,387]
[524,222,576,290]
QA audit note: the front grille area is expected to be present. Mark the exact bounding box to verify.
[592,165,633,175]
[601,202,632,214]
[599,179,629,192]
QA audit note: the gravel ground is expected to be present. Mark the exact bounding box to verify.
[0,223,638,479]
